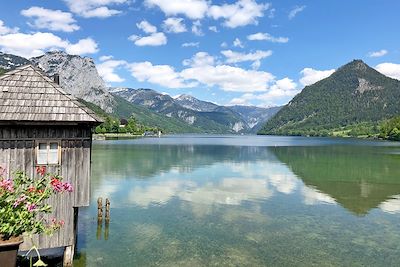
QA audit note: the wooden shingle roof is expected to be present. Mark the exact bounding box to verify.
[0,65,103,124]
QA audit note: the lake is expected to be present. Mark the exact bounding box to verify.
[74,135,400,267]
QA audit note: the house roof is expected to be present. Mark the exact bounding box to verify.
[0,65,103,124]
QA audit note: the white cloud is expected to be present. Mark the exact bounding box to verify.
[260,77,298,99]
[21,6,79,32]
[375,63,400,80]
[233,38,244,48]
[220,42,228,48]
[269,174,296,194]
[179,177,272,206]
[299,68,335,86]
[162,17,187,33]
[247,32,289,43]
[128,51,274,93]
[268,7,275,18]
[129,180,186,208]
[302,186,336,205]
[221,50,272,64]
[208,0,269,28]
[183,51,215,67]
[0,32,98,58]
[129,51,275,93]
[64,0,128,18]
[0,32,67,58]
[368,49,388,58]
[251,60,261,70]
[182,42,199,48]
[136,20,157,34]
[234,77,299,105]
[0,20,18,35]
[228,93,258,105]
[128,61,195,88]
[65,37,99,55]
[191,20,203,36]
[97,59,126,82]
[208,26,218,32]
[145,0,270,29]
[379,195,400,214]
[181,56,274,92]
[131,20,167,46]
[128,32,167,46]
[288,5,306,20]
[99,55,113,61]
[144,0,209,20]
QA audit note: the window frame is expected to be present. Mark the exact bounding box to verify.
[35,140,61,166]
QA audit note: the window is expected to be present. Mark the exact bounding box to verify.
[37,141,60,165]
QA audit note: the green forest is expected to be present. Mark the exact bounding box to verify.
[94,116,160,135]
[259,60,400,141]
[78,99,161,135]
[379,116,400,141]
[257,116,400,141]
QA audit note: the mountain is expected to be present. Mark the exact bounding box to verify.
[80,96,202,133]
[0,51,198,133]
[111,88,249,133]
[0,52,31,71]
[229,105,282,133]
[174,94,219,112]
[0,51,278,134]
[259,60,400,135]
[30,51,115,113]
[271,146,400,215]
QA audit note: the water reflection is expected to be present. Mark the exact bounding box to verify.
[379,195,400,214]
[92,143,400,215]
[75,138,400,266]
[271,146,400,215]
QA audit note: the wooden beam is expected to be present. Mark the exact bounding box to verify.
[63,245,74,267]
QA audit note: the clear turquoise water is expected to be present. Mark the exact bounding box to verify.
[74,135,400,267]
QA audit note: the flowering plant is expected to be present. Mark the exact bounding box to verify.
[0,166,73,240]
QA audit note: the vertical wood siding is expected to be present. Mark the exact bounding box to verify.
[0,125,92,250]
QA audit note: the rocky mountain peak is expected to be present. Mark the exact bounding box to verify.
[176,94,194,100]
[0,52,30,70]
[336,59,372,75]
[30,51,114,112]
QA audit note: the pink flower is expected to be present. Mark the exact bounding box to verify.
[50,218,65,229]
[28,186,36,193]
[13,194,27,207]
[50,178,63,192]
[36,166,46,176]
[0,178,14,192]
[50,178,73,193]
[63,182,73,192]
[26,202,37,212]
[0,166,6,177]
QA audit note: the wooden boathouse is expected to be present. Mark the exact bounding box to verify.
[0,65,102,265]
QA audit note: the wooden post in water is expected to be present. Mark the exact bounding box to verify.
[97,197,103,222]
[97,197,103,240]
[105,198,110,240]
[105,198,110,222]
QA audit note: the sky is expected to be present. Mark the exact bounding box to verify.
[0,0,399,107]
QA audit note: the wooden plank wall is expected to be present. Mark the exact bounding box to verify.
[0,125,92,250]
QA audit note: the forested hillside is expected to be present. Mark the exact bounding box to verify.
[259,60,400,136]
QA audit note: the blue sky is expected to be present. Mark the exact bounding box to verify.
[0,0,399,107]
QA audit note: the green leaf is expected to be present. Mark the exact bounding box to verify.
[33,259,47,266]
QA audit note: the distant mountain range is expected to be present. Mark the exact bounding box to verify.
[259,60,400,135]
[0,51,280,134]
[111,87,279,133]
